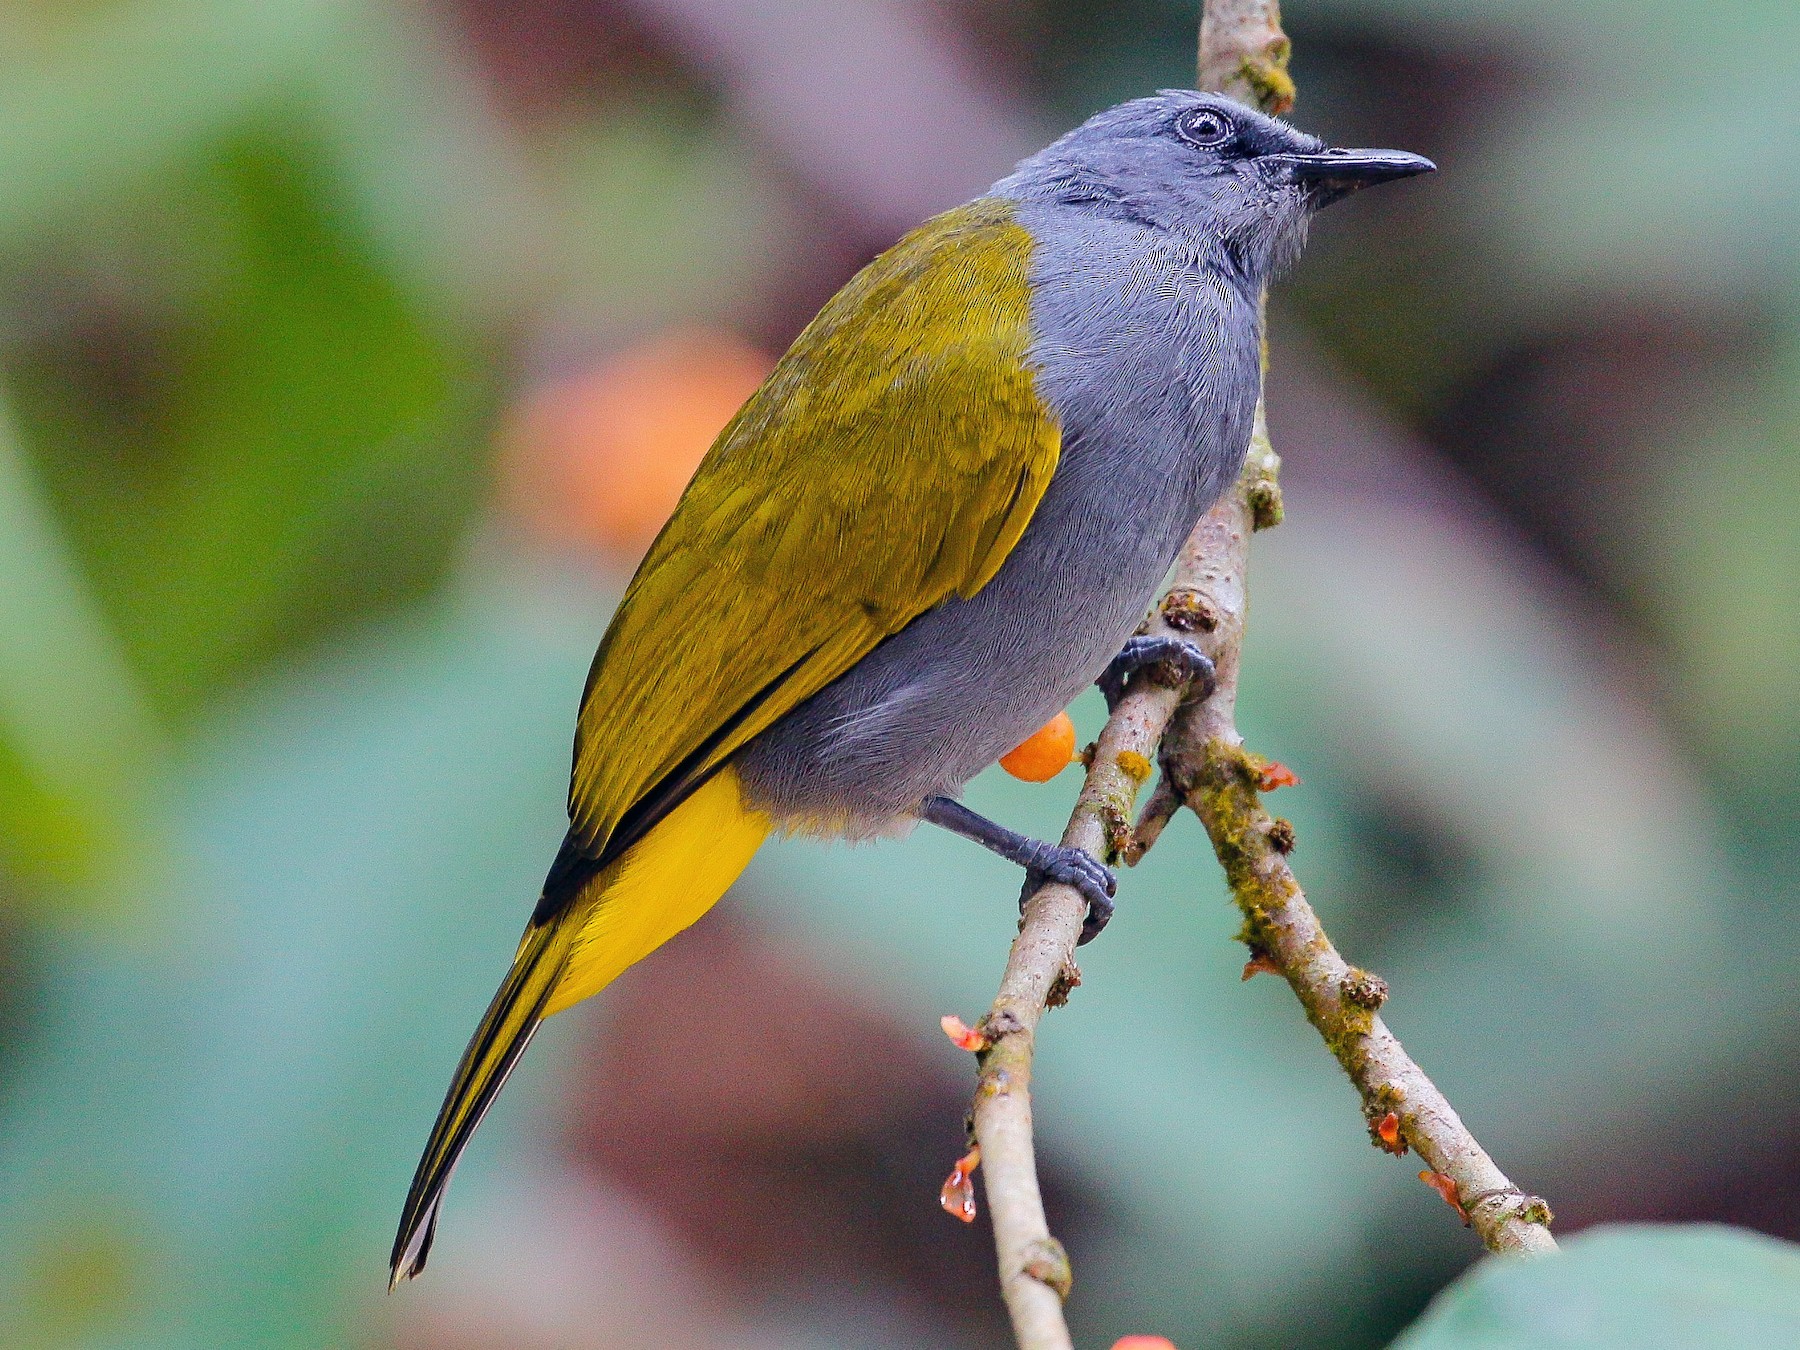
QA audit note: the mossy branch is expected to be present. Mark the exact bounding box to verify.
[968,7,1549,1346]
[1130,414,1558,1256]
[1198,0,1296,114]
[1166,0,1556,1258]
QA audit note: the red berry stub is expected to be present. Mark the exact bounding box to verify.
[940,1147,982,1223]
[1376,1112,1405,1153]
[1420,1170,1470,1223]
[940,1014,989,1052]
[1258,761,1302,791]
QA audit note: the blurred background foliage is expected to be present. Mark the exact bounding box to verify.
[0,0,1797,1346]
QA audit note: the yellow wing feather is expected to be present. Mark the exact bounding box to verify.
[390,200,1060,1286]
[566,197,1060,859]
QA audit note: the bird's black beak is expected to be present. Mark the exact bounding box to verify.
[1261,148,1436,207]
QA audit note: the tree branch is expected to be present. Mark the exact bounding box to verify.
[971,666,1200,1348]
[1197,0,1295,114]
[1174,0,1557,1259]
[1131,415,1558,1256]
[967,6,1552,1346]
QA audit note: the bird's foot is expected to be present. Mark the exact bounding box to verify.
[1018,842,1117,944]
[919,795,1118,943]
[1097,634,1216,711]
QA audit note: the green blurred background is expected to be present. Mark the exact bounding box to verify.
[1,0,1798,1346]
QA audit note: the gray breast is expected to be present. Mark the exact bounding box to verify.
[736,207,1262,831]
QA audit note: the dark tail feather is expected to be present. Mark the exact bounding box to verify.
[389,921,570,1288]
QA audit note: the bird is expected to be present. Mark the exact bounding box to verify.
[389,88,1432,1285]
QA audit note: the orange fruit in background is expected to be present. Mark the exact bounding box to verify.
[999,710,1077,782]
[1111,1339,1178,1350]
[500,326,772,562]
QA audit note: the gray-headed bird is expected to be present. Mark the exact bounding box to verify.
[390,90,1432,1285]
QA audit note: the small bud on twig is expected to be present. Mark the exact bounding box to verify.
[941,1146,982,1223]
[1257,761,1301,791]
[1340,969,1389,1010]
[1161,588,1218,633]
[1419,1170,1471,1225]
[1241,952,1282,980]
[1020,1237,1073,1299]
[941,1014,990,1052]
[1374,1111,1406,1154]
[1246,478,1283,530]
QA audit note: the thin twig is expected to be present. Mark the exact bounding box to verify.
[967,6,1551,1345]
[1133,418,1558,1256]
[971,674,1185,1349]
[1150,0,1557,1256]
[1197,0,1296,114]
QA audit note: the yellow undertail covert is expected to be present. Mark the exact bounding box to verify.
[540,768,770,1016]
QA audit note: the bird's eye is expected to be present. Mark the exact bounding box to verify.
[1178,109,1234,149]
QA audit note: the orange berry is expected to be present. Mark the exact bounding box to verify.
[999,710,1077,782]
[1113,1338,1178,1350]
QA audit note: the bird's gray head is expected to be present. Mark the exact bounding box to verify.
[996,90,1434,285]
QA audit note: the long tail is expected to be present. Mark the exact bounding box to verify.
[387,768,770,1288]
[388,919,572,1287]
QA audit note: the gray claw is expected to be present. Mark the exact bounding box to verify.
[1098,635,1216,711]
[1019,844,1118,945]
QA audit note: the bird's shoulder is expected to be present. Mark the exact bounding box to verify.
[630,196,1054,592]
[729,196,1044,453]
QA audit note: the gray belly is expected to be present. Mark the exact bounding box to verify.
[733,426,1238,829]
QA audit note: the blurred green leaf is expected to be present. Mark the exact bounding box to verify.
[0,566,586,1348]
[302,1,547,321]
[0,0,347,250]
[11,117,490,719]
[0,385,161,897]
[1393,1224,1800,1348]
[551,97,801,326]
[1634,369,1800,775]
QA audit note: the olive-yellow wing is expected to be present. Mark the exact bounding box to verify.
[390,197,1063,1287]
[561,196,1062,881]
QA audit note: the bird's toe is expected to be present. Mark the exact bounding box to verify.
[1020,844,1118,944]
[1097,634,1216,710]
